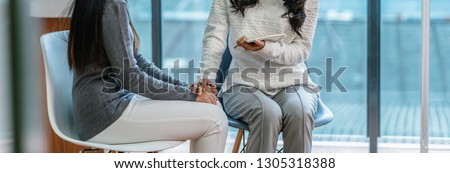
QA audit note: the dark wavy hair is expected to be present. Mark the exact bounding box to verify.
[230,0,307,37]
[66,0,140,74]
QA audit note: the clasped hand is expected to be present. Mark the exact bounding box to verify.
[190,78,218,105]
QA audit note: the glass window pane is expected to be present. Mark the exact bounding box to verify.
[380,0,450,152]
[308,0,368,152]
[0,0,11,153]
[381,0,421,152]
[162,0,213,83]
[429,0,450,151]
[128,0,152,59]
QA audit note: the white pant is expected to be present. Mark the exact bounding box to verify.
[89,95,228,153]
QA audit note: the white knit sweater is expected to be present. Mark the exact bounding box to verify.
[200,0,320,95]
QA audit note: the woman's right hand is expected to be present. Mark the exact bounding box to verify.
[236,36,266,51]
[196,91,218,105]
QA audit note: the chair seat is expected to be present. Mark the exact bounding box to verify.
[62,136,185,152]
[227,116,250,131]
[314,99,334,127]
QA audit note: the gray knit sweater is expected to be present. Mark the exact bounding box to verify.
[72,0,196,141]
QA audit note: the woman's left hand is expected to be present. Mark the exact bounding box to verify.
[190,78,218,95]
[235,36,265,51]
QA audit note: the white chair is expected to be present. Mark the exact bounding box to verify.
[41,30,184,152]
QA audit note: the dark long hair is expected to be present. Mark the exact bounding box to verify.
[67,0,140,74]
[230,0,307,37]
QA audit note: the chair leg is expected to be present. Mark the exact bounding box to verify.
[277,148,284,153]
[80,148,102,153]
[240,130,247,153]
[232,129,244,153]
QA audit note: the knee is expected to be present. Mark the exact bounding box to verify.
[204,104,229,132]
[283,102,315,124]
[248,102,283,125]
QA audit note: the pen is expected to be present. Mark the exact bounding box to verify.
[233,45,238,49]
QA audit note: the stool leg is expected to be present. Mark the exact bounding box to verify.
[232,129,244,153]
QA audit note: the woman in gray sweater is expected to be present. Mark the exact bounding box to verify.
[67,0,227,153]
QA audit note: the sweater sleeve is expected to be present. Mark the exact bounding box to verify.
[102,1,196,101]
[134,50,188,87]
[199,0,230,81]
[252,0,319,65]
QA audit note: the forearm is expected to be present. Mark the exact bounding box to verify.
[135,53,188,86]
[253,41,311,65]
[123,67,196,101]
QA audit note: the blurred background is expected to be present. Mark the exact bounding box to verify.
[1,0,449,153]
[0,0,11,153]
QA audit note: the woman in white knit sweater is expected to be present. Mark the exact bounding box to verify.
[198,0,320,153]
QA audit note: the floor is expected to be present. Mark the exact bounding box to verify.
[161,140,450,153]
[161,133,450,153]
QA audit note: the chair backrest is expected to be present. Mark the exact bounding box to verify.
[40,31,80,141]
[216,46,232,84]
[217,46,334,127]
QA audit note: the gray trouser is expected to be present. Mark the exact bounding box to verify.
[223,85,318,153]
